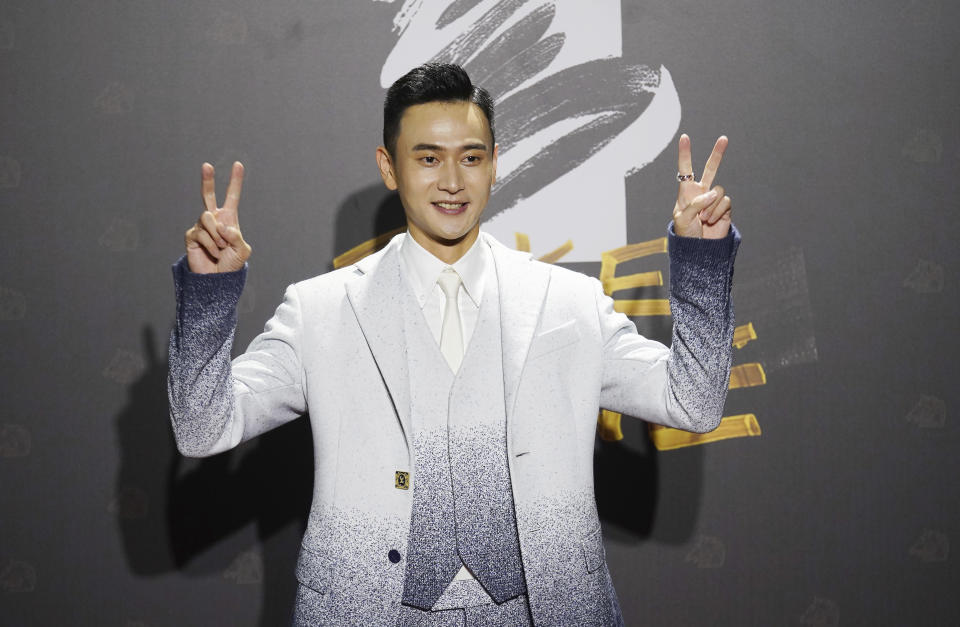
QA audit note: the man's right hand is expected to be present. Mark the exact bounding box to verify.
[184,161,252,274]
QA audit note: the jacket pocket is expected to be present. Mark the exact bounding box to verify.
[296,542,334,593]
[527,319,580,362]
[581,525,606,574]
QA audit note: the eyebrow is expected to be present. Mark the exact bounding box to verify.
[410,142,489,153]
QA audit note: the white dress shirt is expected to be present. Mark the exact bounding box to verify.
[398,232,491,350]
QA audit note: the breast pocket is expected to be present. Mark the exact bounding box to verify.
[527,320,580,362]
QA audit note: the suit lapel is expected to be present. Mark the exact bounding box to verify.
[486,234,552,420]
[345,236,412,446]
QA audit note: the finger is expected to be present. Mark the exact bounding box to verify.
[217,223,245,247]
[678,188,719,223]
[706,196,732,225]
[187,226,222,260]
[220,224,252,261]
[677,133,693,177]
[195,229,222,259]
[699,135,728,189]
[199,210,228,247]
[221,161,245,221]
[698,185,725,220]
[201,162,218,214]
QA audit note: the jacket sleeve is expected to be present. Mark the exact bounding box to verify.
[167,256,307,457]
[598,224,740,433]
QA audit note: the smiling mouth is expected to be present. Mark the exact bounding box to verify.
[433,201,468,214]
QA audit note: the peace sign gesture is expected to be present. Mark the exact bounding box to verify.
[184,161,252,273]
[672,134,732,239]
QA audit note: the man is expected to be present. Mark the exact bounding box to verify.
[169,63,739,626]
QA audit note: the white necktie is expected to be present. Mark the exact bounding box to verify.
[438,269,482,585]
[438,268,474,583]
[437,269,464,371]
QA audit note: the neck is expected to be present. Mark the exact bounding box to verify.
[408,228,480,265]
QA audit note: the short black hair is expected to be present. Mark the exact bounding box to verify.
[382,63,495,157]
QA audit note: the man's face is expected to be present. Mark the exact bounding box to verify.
[377,101,497,259]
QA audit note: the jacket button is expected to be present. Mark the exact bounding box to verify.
[388,550,401,563]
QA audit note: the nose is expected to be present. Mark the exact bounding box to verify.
[437,160,464,194]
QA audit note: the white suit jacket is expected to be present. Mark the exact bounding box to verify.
[168,228,740,625]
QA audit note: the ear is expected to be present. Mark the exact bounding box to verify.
[491,143,499,186]
[376,146,398,191]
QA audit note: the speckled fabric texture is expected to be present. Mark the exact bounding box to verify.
[167,227,740,626]
[400,273,526,611]
[167,257,247,457]
[665,223,740,429]
[392,593,533,626]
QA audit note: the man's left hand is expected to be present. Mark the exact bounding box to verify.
[672,134,732,239]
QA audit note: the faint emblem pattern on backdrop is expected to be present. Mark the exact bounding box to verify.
[901,127,942,164]
[98,217,141,252]
[799,596,840,627]
[0,423,32,458]
[103,348,147,385]
[94,81,134,115]
[0,155,21,188]
[909,529,950,563]
[211,11,249,45]
[684,534,726,569]
[109,486,150,519]
[374,0,681,261]
[0,286,27,320]
[0,559,37,593]
[0,20,14,50]
[224,548,265,584]
[904,395,946,429]
[903,259,944,293]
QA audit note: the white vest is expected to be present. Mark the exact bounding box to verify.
[399,270,527,611]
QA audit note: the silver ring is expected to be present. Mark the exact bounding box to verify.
[677,172,695,182]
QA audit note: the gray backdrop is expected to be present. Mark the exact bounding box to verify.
[1,1,958,625]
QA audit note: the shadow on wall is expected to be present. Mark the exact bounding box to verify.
[331,182,407,272]
[594,416,705,546]
[113,326,313,627]
[593,307,704,546]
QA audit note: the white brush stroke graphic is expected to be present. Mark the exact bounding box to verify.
[376,0,681,261]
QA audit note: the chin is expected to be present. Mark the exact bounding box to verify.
[431,230,472,245]
[428,221,479,243]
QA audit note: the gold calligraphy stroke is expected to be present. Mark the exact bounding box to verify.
[593,236,764,449]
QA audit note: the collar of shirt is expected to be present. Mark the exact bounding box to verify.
[399,232,488,310]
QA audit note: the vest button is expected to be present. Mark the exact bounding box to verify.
[388,549,401,564]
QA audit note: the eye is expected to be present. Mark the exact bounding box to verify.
[420,155,438,165]
[463,154,482,164]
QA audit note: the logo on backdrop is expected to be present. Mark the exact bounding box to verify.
[376,0,680,262]
[357,0,772,451]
